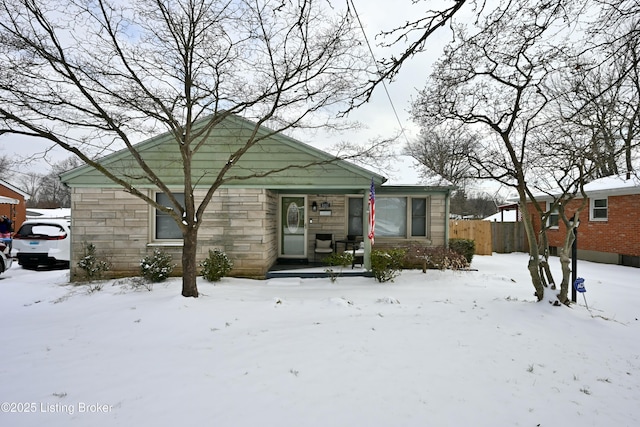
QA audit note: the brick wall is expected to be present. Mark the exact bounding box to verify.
[0,184,27,232]
[530,194,640,258]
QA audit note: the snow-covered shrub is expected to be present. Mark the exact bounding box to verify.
[77,242,111,281]
[140,249,175,283]
[371,248,405,283]
[200,249,233,282]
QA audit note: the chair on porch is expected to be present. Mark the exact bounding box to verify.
[314,233,333,262]
[344,235,364,268]
[350,240,365,269]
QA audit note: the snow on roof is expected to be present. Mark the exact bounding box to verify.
[583,173,640,196]
[512,173,640,202]
[484,210,518,222]
[0,195,19,204]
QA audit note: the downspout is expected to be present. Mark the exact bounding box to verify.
[445,189,451,248]
[363,187,371,270]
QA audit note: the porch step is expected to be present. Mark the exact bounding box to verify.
[265,269,373,279]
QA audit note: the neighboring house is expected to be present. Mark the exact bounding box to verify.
[61,114,454,279]
[528,174,640,267]
[0,180,29,232]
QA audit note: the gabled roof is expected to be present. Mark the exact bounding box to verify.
[61,113,386,190]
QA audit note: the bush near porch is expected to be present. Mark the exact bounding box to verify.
[400,242,471,272]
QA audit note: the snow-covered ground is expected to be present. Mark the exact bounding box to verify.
[0,253,638,427]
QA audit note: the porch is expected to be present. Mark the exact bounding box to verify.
[265,258,372,279]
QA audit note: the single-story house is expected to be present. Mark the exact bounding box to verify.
[61,114,455,278]
[528,173,640,267]
[0,179,29,231]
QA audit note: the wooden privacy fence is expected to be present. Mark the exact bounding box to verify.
[491,221,527,253]
[449,220,492,255]
[449,220,527,255]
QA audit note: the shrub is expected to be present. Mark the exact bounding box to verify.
[200,249,233,282]
[371,248,405,283]
[77,242,111,281]
[140,249,175,283]
[423,246,469,270]
[323,252,354,283]
[449,238,476,264]
[403,243,469,271]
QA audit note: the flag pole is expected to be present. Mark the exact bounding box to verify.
[365,178,375,270]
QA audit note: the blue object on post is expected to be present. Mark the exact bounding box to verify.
[574,277,586,293]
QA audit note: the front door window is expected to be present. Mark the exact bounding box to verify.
[281,196,306,257]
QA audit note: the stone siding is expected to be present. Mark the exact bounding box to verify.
[69,187,277,279]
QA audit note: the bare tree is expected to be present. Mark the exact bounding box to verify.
[18,172,41,207]
[406,122,478,187]
[33,157,81,207]
[0,154,13,178]
[411,0,583,301]
[347,0,475,109]
[0,0,374,297]
[559,23,640,178]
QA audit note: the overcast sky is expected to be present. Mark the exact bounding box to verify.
[1,0,466,180]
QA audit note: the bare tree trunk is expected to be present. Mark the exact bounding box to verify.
[521,213,544,300]
[181,227,199,298]
[557,245,572,304]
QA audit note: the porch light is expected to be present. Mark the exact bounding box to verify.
[311,201,318,212]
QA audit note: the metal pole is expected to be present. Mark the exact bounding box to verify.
[571,227,578,303]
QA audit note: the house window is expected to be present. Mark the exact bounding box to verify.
[348,196,429,238]
[590,198,608,221]
[376,197,407,237]
[155,192,185,240]
[547,202,559,229]
[411,198,427,237]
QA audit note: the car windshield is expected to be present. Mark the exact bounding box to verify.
[16,224,66,238]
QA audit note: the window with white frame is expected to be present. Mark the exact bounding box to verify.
[348,196,428,238]
[155,192,185,240]
[590,197,608,221]
[376,197,407,237]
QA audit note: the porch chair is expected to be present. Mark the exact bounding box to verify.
[343,235,364,269]
[314,233,333,262]
[350,240,365,269]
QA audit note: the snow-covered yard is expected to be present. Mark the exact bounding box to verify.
[0,253,638,427]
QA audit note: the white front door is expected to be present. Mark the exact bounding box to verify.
[280,196,307,258]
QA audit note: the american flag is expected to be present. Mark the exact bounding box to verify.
[368,178,375,245]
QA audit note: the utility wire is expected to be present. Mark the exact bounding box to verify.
[348,0,412,147]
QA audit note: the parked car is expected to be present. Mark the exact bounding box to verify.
[0,241,12,274]
[13,219,71,269]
